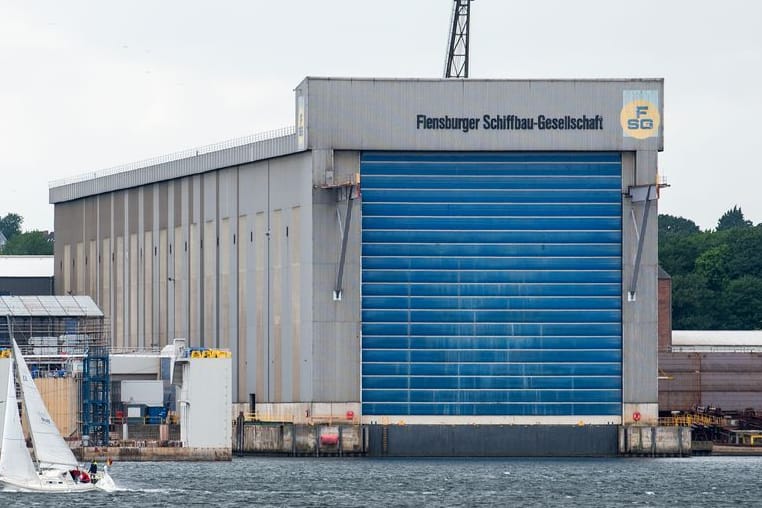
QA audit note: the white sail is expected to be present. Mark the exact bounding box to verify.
[0,361,41,487]
[12,340,78,470]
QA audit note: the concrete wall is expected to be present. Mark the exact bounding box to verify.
[619,426,691,456]
[233,422,365,455]
[78,446,231,462]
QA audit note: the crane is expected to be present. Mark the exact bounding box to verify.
[444,0,474,78]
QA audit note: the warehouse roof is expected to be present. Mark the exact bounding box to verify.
[48,126,299,204]
[0,295,103,317]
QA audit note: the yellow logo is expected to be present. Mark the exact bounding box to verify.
[620,95,660,140]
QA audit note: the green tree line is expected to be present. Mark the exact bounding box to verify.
[0,213,54,255]
[660,206,762,329]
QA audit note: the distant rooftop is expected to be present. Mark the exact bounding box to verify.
[0,256,54,278]
[671,330,762,352]
[49,126,299,204]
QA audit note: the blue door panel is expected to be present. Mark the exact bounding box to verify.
[362,216,621,231]
[362,296,621,311]
[361,152,622,417]
[396,336,623,350]
[362,270,621,284]
[361,175,621,190]
[402,322,622,337]
[361,256,621,271]
[362,202,621,217]
[362,243,622,258]
[360,162,622,177]
[363,230,622,244]
[361,403,622,416]
[362,283,622,298]
[362,189,623,204]
[361,151,621,163]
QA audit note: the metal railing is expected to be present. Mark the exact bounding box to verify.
[49,125,296,188]
[659,414,725,427]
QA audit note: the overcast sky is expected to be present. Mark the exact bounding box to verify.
[1,0,760,231]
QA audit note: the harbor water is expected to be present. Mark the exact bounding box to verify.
[1,456,760,507]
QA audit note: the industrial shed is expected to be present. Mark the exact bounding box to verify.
[50,77,664,454]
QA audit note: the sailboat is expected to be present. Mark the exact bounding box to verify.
[0,340,117,492]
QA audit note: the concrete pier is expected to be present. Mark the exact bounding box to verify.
[76,446,232,462]
[618,426,692,456]
[233,422,367,456]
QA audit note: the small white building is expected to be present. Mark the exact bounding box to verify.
[112,339,232,451]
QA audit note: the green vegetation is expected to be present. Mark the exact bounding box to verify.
[0,213,23,241]
[0,213,54,255]
[659,206,762,329]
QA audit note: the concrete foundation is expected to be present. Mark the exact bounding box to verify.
[365,424,619,457]
[76,446,232,461]
[233,422,366,456]
[618,426,691,456]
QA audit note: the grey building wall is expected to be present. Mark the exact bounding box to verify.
[621,151,660,414]
[53,151,316,404]
[311,150,362,402]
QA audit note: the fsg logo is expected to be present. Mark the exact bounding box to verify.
[620,91,660,140]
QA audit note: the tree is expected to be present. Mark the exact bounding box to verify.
[716,205,752,231]
[0,213,23,241]
[658,214,700,238]
[1,231,53,255]
[694,244,730,290]
[720,275,762,330]
[671,272,718,329]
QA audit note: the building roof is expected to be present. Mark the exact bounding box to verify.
[672,330,762,346]
[0,256,54,278]
[0,295,103,317]
[48,126,298,204]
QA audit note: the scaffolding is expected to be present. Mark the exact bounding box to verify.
[0,296,111,446]
[81,343,110,446]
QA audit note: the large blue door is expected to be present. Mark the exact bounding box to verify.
[361,152,622,416]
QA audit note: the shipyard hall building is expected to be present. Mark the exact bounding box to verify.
[50,77,664,455]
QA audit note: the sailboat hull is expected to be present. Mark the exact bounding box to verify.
[1,469,117,493]
[0,474,96,492]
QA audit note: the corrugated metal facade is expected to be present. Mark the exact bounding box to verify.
[659,352,762,411]
[361,152,622,416]
[52,153,316,404]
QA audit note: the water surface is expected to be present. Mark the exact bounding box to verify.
[1,456,757,507]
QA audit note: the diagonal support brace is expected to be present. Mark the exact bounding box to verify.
[333,185,356,301]
[627,184,657,301]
